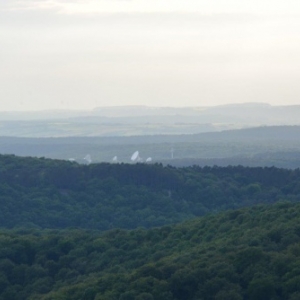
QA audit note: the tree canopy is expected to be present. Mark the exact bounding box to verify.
[0,202,300,299]
[0,154,300,230]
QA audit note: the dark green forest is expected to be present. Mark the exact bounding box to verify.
[1,154,300,230]
[2,154,300,299]
[2,202,300,299]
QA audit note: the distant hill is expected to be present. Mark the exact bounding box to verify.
[0,125,300,168]
[161,151,300,169]
[0,103,300,137]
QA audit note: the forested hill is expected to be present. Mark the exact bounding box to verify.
[1,126,300,167]
[1,202,300,299]
[1,154,300,230]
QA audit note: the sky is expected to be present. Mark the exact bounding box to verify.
[1,0,300,111]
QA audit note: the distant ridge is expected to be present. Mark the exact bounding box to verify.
[0,103,299,137]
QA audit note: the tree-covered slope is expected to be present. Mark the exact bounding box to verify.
[1,202,300,299]
[1,154,300,230]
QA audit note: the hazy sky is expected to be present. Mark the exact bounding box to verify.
[1,0,300,111]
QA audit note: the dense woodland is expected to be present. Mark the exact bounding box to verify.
[1,202,300,299]
[0,154,300,230]
[1,154,300,299]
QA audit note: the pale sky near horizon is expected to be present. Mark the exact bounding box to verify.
[1,0,300,111]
